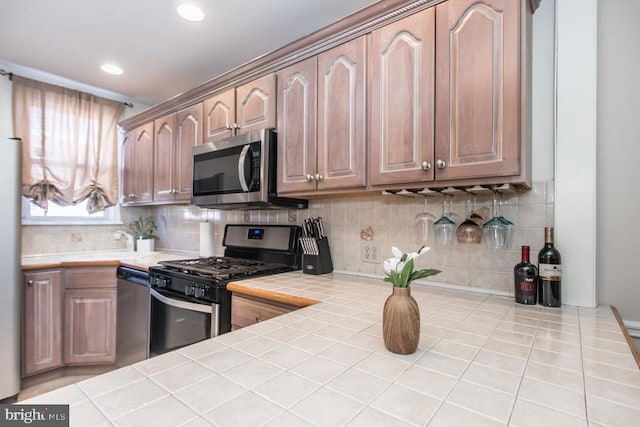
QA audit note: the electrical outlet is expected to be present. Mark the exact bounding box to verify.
[362,244,379,264]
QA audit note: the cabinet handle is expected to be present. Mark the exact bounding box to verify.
[315,174,324,181]
[421,161,432,171]
[306,174,315,182]
[255,316,260,323]
[436,159,447,169]
[27,280,33,286]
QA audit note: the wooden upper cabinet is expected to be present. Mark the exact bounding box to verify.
[369,8,436,186]
[236,73,276,134]
[121,130,135,204]
[204,74,276,143]
[276,57,318,194]
[435,0,522,181]
[317,36,367,190]
[204,88,235,143]
[175,103,203,200]
[122,122,154,204]
[23,270,63,376]
[153,114,176,202]
[277,37,367,195]
[153,104,202,202]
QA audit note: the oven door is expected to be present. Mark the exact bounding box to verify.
[149,288,219,356]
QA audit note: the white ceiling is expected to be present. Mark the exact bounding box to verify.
[0,0,377,106]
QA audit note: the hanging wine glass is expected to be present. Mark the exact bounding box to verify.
[434,194,456,246]
[482,190,513,249]
[414,197,435,244]
[456,193,482,243]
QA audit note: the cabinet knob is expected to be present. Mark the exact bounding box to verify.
[436,159,447,169]
[255,316,260,323]
[421,161,432,171]
[306,174,315,182]
[27,280,33,286]
[315,174,323,181]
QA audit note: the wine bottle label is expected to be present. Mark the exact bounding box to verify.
[539,263,561,280]
[519,278,536,292]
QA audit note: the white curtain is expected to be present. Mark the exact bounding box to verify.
[12,76,124,213]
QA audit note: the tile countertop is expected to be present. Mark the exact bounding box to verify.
[21,250,197,271]
[20,271,640,427]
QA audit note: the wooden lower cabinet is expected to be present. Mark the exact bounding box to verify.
[22,270,63,376]
[22,266,118,377]
[64,288,117,365]
[231,294,297,330]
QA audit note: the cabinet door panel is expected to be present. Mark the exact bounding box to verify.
[276,58,317,193]
[133,122,154,203]
[231,294,294,329]
[64,289,117,365]
[435,0,520,180]
[236,73,276,133]
[23,271,63,376]
[64,266,117,289]
[317,37,366,190]
[176,104,203,200]
[369,9,435,186]
[121,130,135,204]
[204,89,235,143]
[153,114,176,201]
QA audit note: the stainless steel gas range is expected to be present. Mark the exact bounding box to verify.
[147,224,301,356]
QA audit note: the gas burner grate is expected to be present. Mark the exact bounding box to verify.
[159,257,289,280]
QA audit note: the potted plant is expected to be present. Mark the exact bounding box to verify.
[382,246,441,354]
[129,216,158,252]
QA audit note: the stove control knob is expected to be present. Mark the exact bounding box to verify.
[160,277,170,288]
[184,283,193,296]
[194,286,206,299]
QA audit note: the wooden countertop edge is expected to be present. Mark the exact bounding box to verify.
[227,282,320,308]
[22,259,120,271]
[118,260,151,271]
[610,305,640,370]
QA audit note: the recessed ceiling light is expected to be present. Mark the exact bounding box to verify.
[177,3,205,22]
[100,64,124,75]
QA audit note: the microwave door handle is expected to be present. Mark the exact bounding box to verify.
[238,145,251,192]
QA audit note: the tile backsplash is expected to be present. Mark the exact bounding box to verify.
[23,180,554,295]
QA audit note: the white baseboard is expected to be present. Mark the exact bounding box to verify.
[624,320,640,339]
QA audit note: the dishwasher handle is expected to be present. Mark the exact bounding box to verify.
[117,266,150,285]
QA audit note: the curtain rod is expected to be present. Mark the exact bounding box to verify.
[0,68,133,108]
[0,69,14,80]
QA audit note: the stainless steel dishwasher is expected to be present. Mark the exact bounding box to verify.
[116,266,150,367]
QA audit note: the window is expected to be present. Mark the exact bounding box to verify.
[12,75,124,223]
[21,197,120,225]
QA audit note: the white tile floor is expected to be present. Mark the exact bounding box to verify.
[19,272,640,426]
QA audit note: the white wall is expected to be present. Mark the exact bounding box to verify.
[596,0,640,325]
[0,61,148,138]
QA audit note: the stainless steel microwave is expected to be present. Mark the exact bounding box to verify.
[191,129,307,210]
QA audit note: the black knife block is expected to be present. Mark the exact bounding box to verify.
[302,237,333,275]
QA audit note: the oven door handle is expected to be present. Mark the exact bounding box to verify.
[150,288,213,313]
[237,144,251,192]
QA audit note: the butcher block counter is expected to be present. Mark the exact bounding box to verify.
[19,271,640,426]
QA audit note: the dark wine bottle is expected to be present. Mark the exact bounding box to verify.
[538,227,562,307]
[514,246,537,304]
